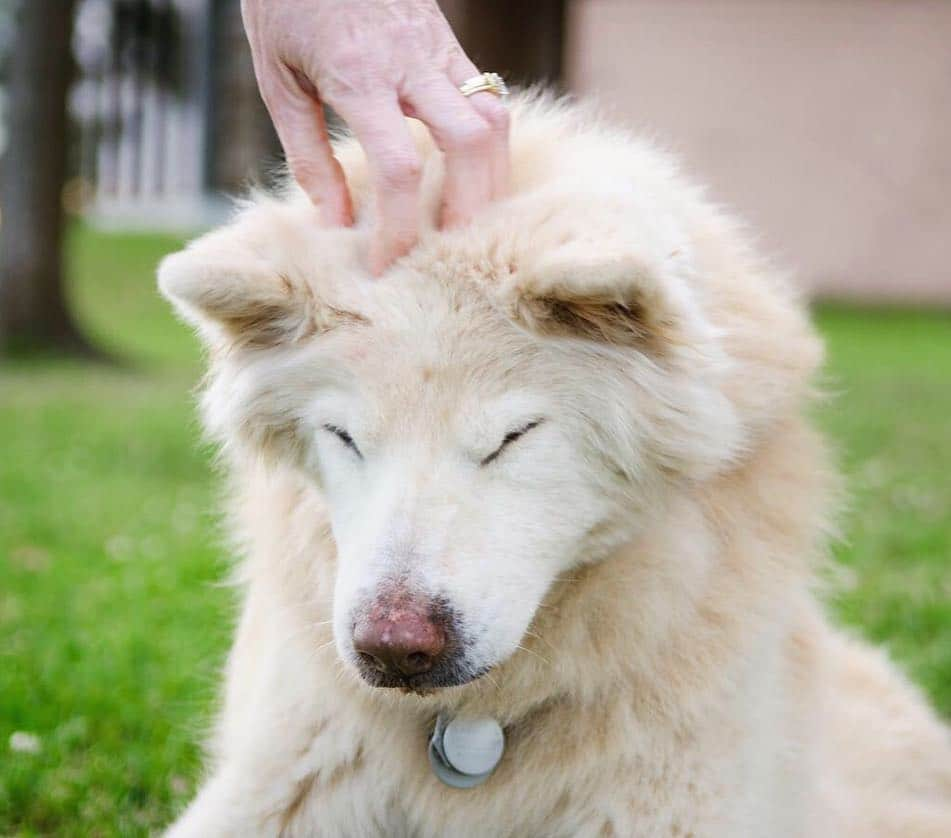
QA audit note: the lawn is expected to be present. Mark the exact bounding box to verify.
[1,227,949,835]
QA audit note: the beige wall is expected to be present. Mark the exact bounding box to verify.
[567,0,951,304]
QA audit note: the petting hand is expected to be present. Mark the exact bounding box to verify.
[241,0,510,274]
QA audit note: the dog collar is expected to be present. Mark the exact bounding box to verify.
[428,714,505,789]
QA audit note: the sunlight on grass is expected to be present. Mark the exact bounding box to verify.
[1,227,949,833]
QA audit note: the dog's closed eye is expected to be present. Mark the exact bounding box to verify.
[322,424,362,459]
[481,420,544,467]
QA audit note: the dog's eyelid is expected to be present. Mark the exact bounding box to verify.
[480,418,545,467]
[322,423,363,458]
[508,418,543,440]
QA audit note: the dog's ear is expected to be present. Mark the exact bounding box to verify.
[158,208,363,349]
[500,234,708,354]
[159,247,309,348]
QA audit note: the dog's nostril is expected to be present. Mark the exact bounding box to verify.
[358,651,387,673]
[403,651,433,674]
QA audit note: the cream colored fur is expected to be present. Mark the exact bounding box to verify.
[159,94,951,837]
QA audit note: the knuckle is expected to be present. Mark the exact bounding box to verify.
[478,100,510,135]
[389,14,430,48]
[377,153,422,191]
[261,75,315,119]
[259,75,296,111]
[328,47,366,79]
[444,117,492,154]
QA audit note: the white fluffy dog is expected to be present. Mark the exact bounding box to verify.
[159,95,951,836]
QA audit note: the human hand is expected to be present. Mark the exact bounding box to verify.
[241,0,510,274]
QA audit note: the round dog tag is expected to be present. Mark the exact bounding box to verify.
[429,714,505,789]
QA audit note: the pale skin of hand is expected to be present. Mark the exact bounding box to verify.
[241,0,510,275]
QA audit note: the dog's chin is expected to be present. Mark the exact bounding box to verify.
[352,658,491,695]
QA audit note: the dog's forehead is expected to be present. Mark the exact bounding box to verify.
[338,270,539,406]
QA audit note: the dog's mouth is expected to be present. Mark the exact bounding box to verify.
[353,656,490,694]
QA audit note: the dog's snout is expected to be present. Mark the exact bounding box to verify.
[353,599,447,680]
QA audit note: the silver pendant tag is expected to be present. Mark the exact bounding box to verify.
[428,714,505,789]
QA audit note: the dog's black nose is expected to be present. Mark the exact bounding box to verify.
[353,599,447,679]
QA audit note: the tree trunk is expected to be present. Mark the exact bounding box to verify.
[440,0,566,87]
[0,0,91,356]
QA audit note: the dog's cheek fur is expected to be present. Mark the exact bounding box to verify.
[199,345,349,468]
[201,359,303,464]
[557,348,741,514]
[512,308,743,485]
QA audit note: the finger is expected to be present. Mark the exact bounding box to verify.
[334,95,422,275]
[448,57,510,202]
[402,74,494,230]
[258,68,353,226]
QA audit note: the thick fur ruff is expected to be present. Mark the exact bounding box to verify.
[160,94,951,836]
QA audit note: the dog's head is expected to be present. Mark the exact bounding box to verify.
[159,100,818,693]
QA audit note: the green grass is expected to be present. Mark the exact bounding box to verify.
[1,228,949,834]
[0,228,228,835]
[815,307,951,707]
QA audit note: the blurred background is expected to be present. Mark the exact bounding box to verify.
[1,0,948,832]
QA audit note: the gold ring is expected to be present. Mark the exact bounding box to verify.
[458,72,509,99]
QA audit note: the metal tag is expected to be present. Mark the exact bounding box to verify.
[428,714,505,789]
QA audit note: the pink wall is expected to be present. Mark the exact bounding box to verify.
[567,0,951,304]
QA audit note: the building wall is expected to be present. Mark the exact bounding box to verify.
[568,0,951,304]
